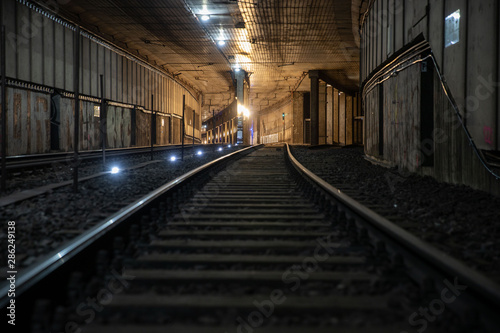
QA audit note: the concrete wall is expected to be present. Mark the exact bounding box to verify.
[4,88,50,155]
[322,86,360,146]
[258,90,361,146]
[260,101,293,144]
[0,0,201,156]
[361,0,500,194]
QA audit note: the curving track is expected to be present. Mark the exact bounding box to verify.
[3,145,500,332]
[3,144,203,170]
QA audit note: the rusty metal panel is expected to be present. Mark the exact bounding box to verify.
[7,89,25,155]
[5,88,50,155]
[122,107,132,148]
[106,106,132,148]
[106,105,117,148]
[59,97,74,152]
[156,115,169,145]
[172,117,181,144]
[32,92,50,154]
[79,101,99,151]
[59,98,103,152]
[135,109,151,147]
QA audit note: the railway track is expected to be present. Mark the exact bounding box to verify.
[3,145,500,332]
[2,144,203,170]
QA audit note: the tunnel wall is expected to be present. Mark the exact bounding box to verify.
[259,90,362,146]
[361,0,500,194]
[203,102,238,145]
[260,100,293,144]
[0,0,201,156]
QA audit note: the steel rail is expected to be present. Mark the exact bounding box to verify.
[1,144,205,170]
[0,144,262,307]
[285,143,500,308]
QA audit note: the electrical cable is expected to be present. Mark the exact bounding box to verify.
[361,44,500,180]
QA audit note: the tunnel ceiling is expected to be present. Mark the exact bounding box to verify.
[44,0,363,120]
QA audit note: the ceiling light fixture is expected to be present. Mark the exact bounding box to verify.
[218,40,226,46]
[201,15,210,21]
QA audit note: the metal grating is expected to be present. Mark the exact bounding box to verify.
[42,0,361,120]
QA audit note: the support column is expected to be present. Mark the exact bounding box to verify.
[319,81,327,145]
[326,85,333,145]
[235,70,246,144]
[309,71,319,146]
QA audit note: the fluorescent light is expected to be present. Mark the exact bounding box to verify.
[111,167,120,174]
[201,15,210,21]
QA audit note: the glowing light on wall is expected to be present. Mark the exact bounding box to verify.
[237,104,250,118]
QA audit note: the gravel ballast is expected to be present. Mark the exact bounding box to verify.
[291,145,500,283]
[0,147,242,272]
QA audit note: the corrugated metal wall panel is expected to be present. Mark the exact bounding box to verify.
[1,0,202,156]
[362,0,500,193]
[5,88,51,155]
